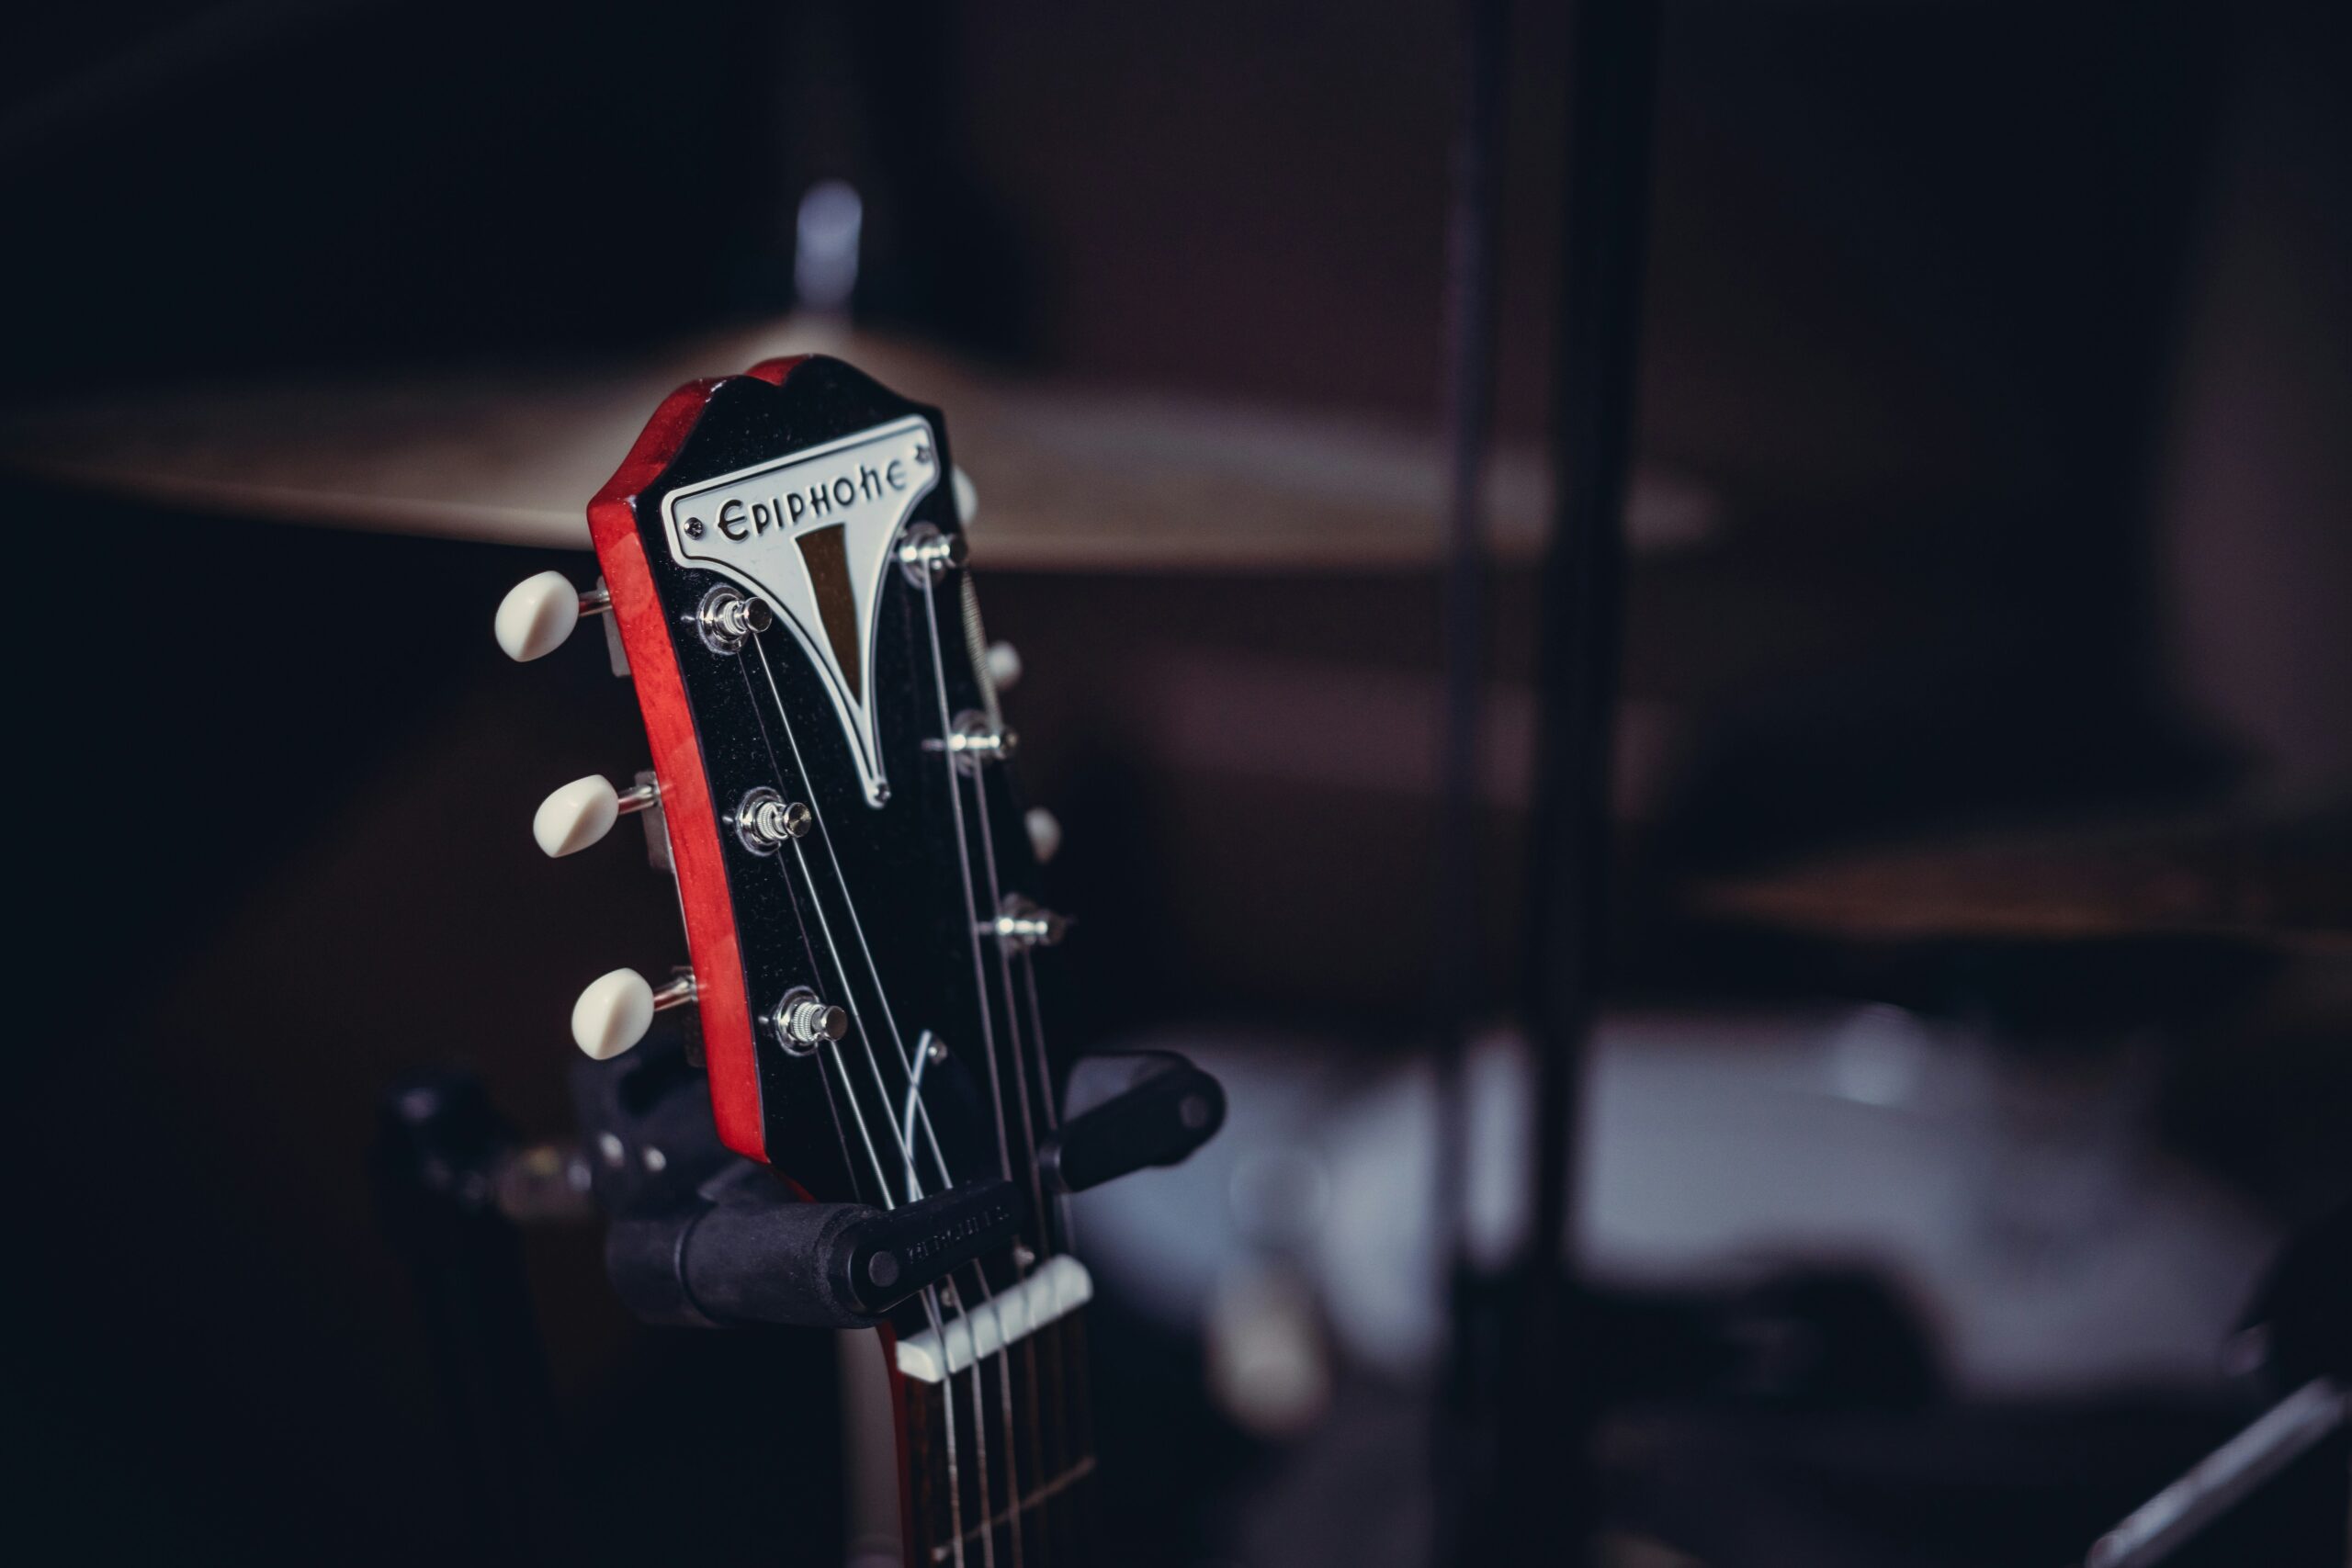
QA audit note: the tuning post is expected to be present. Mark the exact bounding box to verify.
[572,966,696,1061]
[734,787,813,855]
[926,709,1016,772]
[773,987,851,1055]
[495,571,613,662]
[534,774,661,858]
[695,585,773,655]
[898,522,967,583]
[985,894,1069,953]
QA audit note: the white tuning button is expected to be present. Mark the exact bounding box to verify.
[495,571,612,662]
[984,640,1023,691]
[571,967,696,1060]
[1024,807,1062,864]
[533,774,660,857]
[952,466,978,526]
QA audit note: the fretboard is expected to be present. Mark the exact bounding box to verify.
[899,1310,1095,1568]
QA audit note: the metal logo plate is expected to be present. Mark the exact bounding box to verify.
[662,415,940,806]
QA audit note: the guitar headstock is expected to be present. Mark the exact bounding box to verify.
[499,355,1064,1212]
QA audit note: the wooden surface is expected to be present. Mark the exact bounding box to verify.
[0,320,1716,571]
[1694,810,2352,950]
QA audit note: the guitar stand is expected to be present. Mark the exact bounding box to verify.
[577,1036,1025,1331]
[575,1030,1224,1332]
[377,1027,1224,1559]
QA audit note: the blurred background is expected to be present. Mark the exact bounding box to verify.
[6,1,2349,1564]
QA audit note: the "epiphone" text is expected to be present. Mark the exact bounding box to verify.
[706,458,915,542]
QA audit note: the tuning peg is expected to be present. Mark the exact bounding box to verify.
[533,774,660,858]
[952,466,978,525]
[571,967,696,1060]
[983,640,1023,691]
[1025,807,1062,864]
[496,571,613,662]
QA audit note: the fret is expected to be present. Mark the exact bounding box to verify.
[903,1312,1096,1567]
[930,1457,1098,1564]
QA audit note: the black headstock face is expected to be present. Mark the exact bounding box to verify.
[590,355,1061,1217]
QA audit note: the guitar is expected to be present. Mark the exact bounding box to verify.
[494,355,1220,1568]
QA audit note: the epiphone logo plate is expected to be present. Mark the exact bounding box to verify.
[661,415,941,807]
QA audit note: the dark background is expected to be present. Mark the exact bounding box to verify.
[6,2,2348,1563]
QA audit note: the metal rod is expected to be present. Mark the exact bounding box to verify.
[1502,0,1660,1560]
[2086,1379,2350,1568]
[1430,0,1512,1562]
[377,1070,576,1563]
[1431,0,1510,1196]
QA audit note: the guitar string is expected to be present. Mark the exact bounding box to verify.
[951,578,1064,1158]
[905,610,1023,1201]
[900,1030,938,1196]
[733,513,1062,1558]
[942,748,1080,1553]
[731,652,992,1568]
[891,570,1057,1562]
[956,576,1086,1550]
[914,575,1049,1238]
[916,573,1071,1558]
[940,570,1088,1556]
[744,626,1039,1552]
[963,763,1057,1163]
[761,808,883,1235]
[762,751,992,1561]
[953,749,1072,1555]
[918,1286,970,1568]
[970,760,1087,1540]
[908,573,1077,1561]
[1017,954,1075,1261]
[747,631,1029,1568]
[786,818,1027,1568]
[1015,960,1057,1139]
[950,579,1062,1157]
[715,661,921,1240]
[880,1050,1038,1568]
[813,1038,983,1568]
[880,1034,1048,1564]
[923,579,1070,1522]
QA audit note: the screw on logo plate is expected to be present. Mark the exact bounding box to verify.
[684,517,707,538]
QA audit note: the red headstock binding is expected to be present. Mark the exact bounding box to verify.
[581,358,804,1159]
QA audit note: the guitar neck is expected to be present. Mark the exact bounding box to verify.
[899,1310,1096,1568]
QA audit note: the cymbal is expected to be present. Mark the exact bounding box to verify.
[0,320,1716,570]
[1692,810,2352,950]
